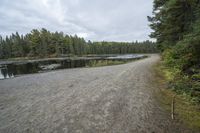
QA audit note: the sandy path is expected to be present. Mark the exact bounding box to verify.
[0,54,193,133]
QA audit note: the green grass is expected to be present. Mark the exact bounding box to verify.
[86,60,126,67]
[86,56,148,67]
[153,61,200,130]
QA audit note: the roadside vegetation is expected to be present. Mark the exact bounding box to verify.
[149,0,200,103]
[86,60,126,67]
[154,62,200,130]
[86,56,147,67]
[149,0,200,129]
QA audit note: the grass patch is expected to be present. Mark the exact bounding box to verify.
[86,60,126,67]
[153,61,200,130]
[86,56,148,67]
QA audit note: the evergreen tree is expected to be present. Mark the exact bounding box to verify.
[0,28,158,59]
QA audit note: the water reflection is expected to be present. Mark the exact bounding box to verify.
[0,59,94,79]
[0,67,13,79]
[0,54,145,80]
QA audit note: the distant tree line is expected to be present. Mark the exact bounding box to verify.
[0,28,158,59]
[87,40,157,54]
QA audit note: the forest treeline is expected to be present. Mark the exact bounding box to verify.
[0,29,157,59]
[148,0,200,101]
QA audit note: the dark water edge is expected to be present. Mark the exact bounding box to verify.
[0,54,146,80]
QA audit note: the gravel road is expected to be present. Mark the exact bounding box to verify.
[0,54,194,133]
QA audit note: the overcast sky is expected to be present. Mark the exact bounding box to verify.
[0,0,153,42]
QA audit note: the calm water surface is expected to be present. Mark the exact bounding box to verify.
[0,54,145,80]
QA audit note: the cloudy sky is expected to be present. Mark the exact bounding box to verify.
[0,0,153,42]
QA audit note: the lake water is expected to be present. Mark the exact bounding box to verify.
[0,54,146,80]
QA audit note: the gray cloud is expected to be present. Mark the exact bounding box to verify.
[0,0,153,41]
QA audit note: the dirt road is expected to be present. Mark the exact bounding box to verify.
[0,54,193,133]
